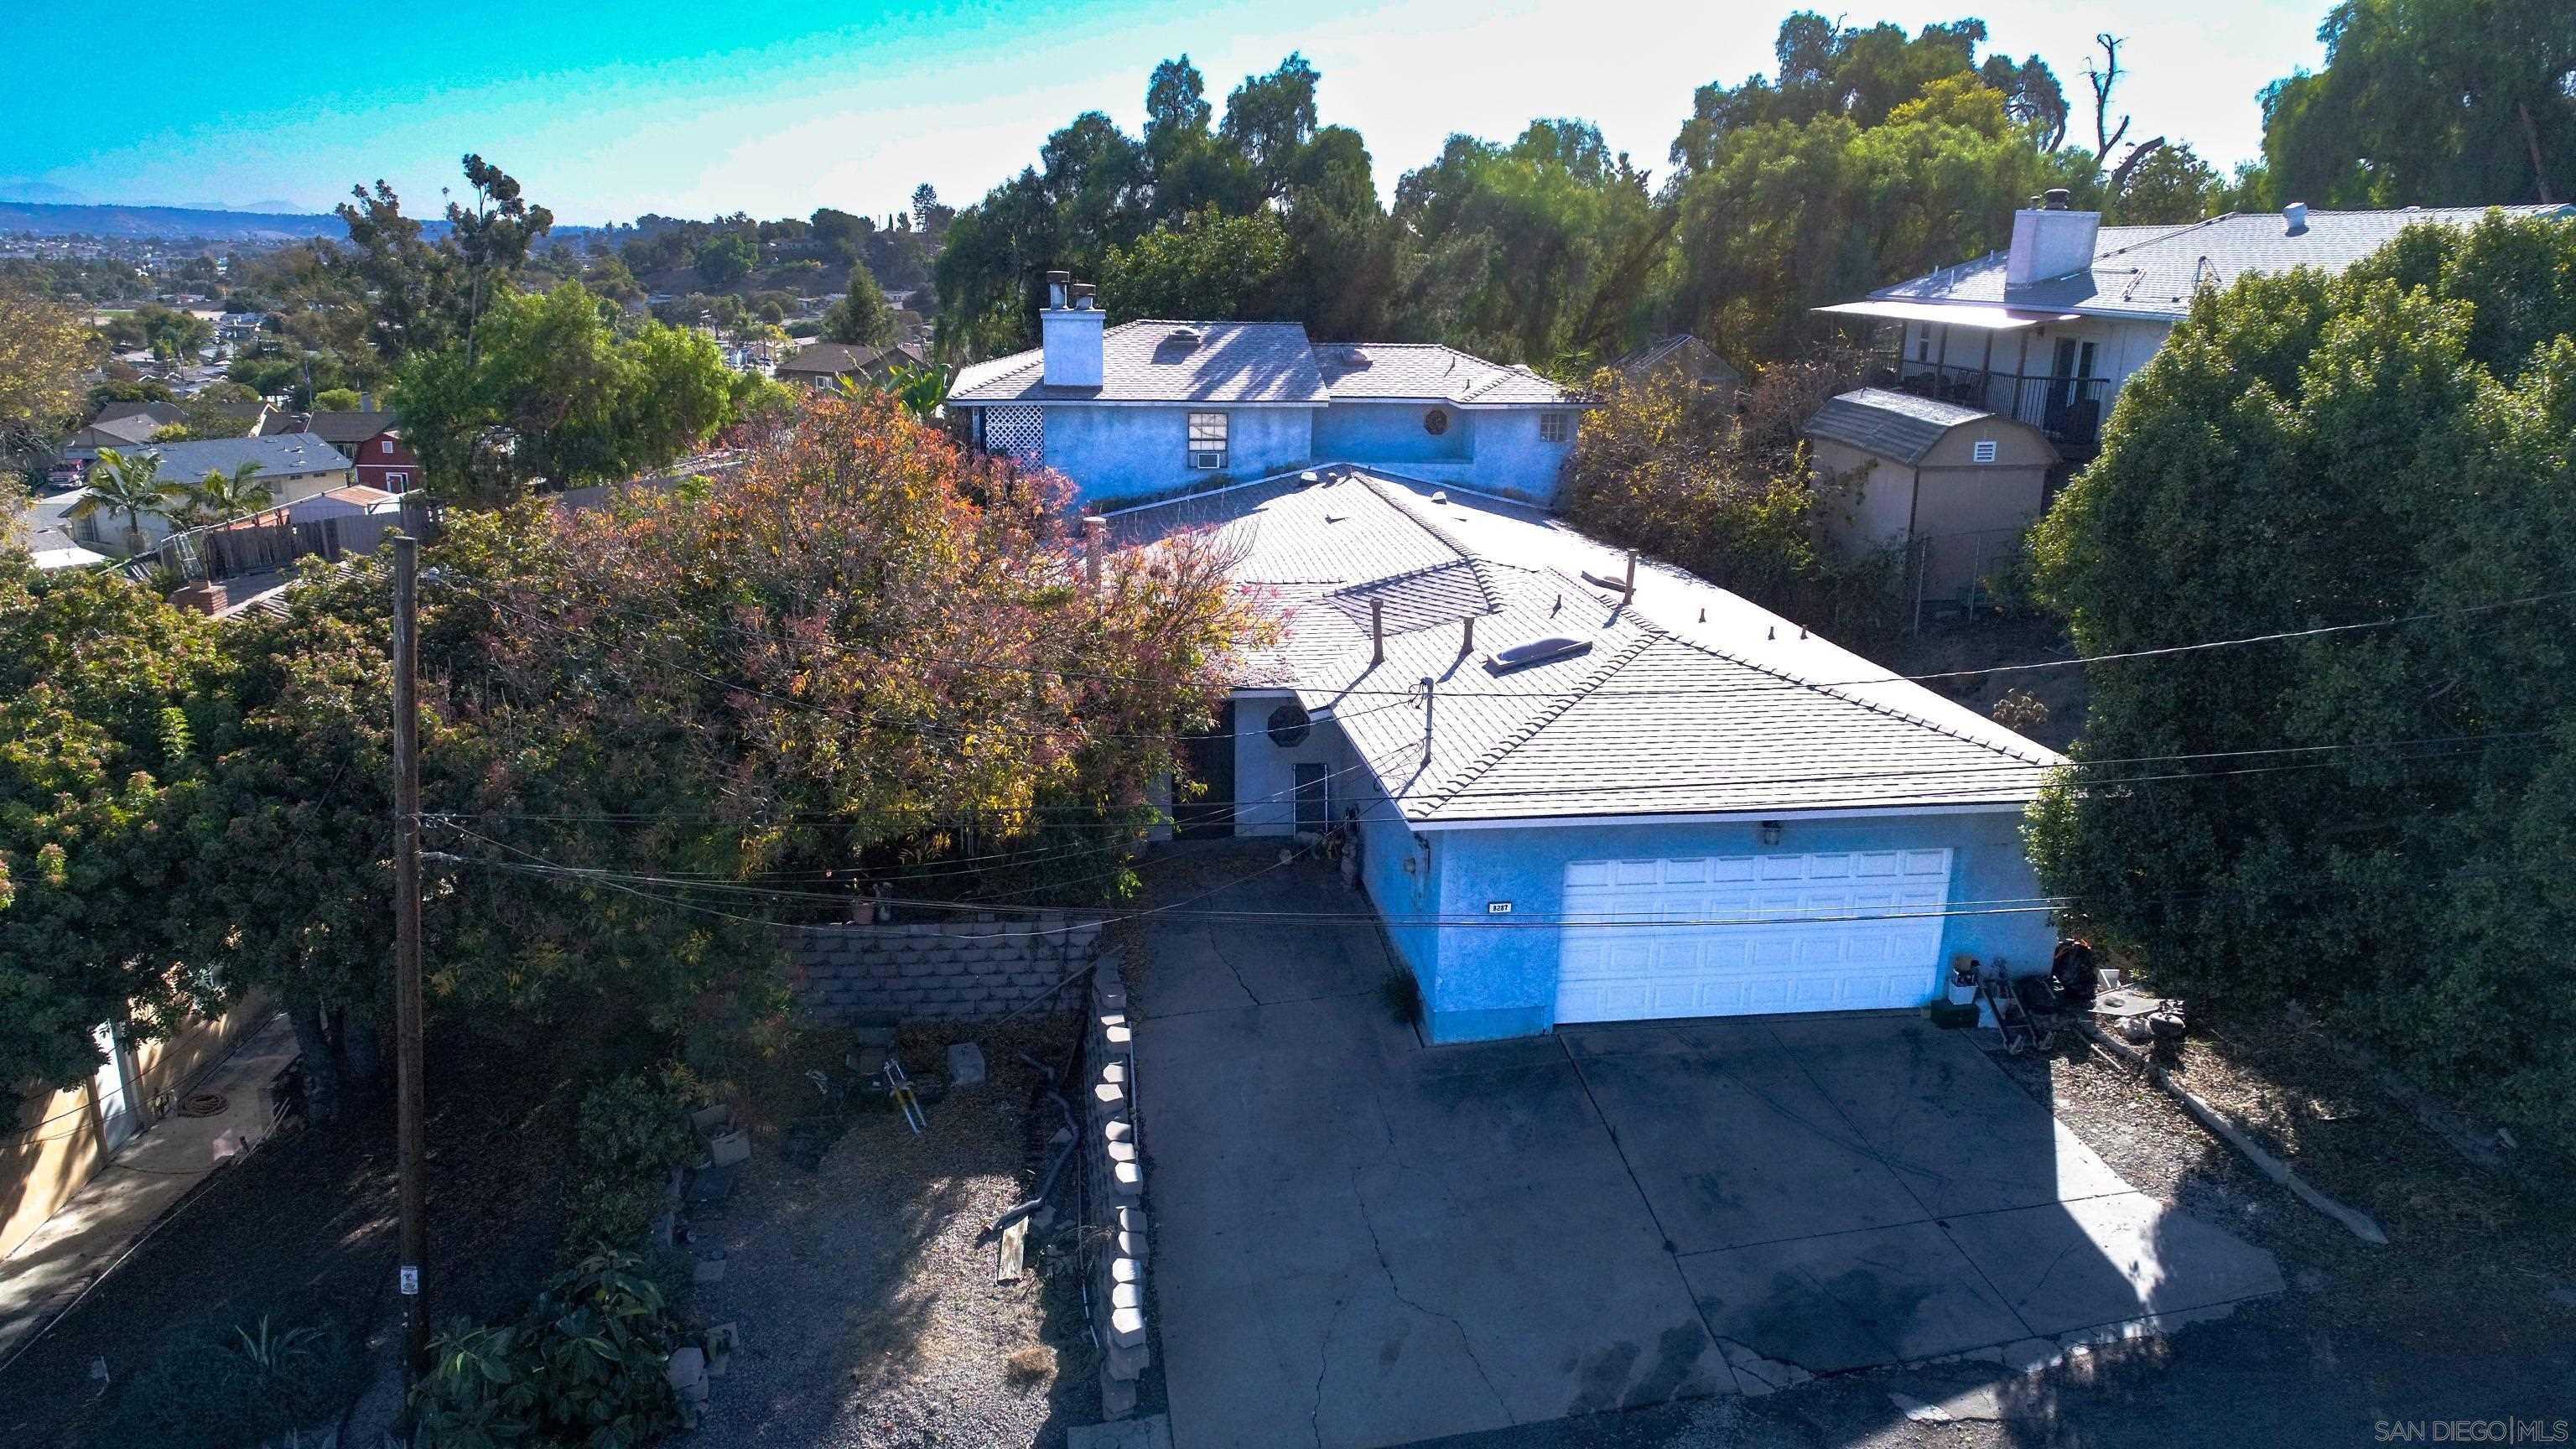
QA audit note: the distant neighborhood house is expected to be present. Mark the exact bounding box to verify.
[776,340,926,390]
[948,273,1597,507]
[68,434,356,552]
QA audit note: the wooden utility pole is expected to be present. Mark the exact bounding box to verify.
[390,532,428,1382]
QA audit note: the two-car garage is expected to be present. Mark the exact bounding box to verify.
[1552,849,1956,1024]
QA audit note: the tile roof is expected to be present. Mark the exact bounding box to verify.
[1802,387,1991,465]
[948,322,1592,408]
[91,399,186,428]
[951,321,1328,405]
[1872,205,2576,322]
[1109,467,2060,823]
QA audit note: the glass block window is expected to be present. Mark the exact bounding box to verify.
[1188,412,1228,470]
[985,406,1043,462]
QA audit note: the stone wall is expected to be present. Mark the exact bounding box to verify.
[1083,955,1152,1419]
[788,913,1104,1024]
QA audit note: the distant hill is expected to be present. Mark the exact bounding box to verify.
[0,200,348,242]
[0,180,91,205]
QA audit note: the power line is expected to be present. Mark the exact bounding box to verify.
[444,558,2576,701]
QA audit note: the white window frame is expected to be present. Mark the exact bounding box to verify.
[1187,411,1228,470]
[1540,411,1572,444]
[384,470,410,492]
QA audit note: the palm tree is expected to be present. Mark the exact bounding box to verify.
[177,460,272,527]
[65,447,179,555]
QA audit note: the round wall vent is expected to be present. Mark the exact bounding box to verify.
[1423,408,1451,436]
[1265,704,1312,747]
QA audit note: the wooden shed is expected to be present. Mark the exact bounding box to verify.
[1801,387,2059,610]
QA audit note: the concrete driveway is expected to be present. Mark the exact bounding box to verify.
[1130,860,2282,1449]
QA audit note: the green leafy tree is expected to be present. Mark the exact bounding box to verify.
[694,233,756,288]
[0,558,232,1091]
[2106,141,2231,225]
[2259,0,2573,207]
[448,153,556,363]
[1099,210,1291,320]
[313,387,362,412]
[395,282,786,502]
[1669,74,2089,363]
[337,179,460,361]
[823,262,895,345]
[2028,213,2576,1153]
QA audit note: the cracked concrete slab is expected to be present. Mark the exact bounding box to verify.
[1562,1024,1928,1254]
[1133,862,2280,1449]
[1678,1220,2030,1374]
[1941,1191,2287,1337]
[1763,1015,2132,1218]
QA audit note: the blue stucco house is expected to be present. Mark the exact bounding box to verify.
[1106,468,2066,1045]
[947,273,1594,508]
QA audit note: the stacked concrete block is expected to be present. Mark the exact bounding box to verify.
[787,914,1107,1025]
[1084,956,1150,1417]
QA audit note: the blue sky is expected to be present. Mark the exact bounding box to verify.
[5,0,2329,223]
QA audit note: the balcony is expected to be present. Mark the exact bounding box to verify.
[1866,358,2112,453]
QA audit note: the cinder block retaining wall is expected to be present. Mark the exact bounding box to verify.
[1086,957,1151,1418]
[787,914,1104,1024]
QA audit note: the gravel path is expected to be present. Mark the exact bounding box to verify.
[688,1023,1091,1449]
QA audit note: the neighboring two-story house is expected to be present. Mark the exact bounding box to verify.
[946,273,1595,508]
[1821,194,2575,466]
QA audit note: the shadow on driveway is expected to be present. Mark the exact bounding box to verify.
[1129,855,2280,1449]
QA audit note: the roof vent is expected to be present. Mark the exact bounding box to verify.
[2283,200,2309,235]
[1340,346,1368,366]
[1484,636,1593,673]
[1166,325,1203,346]
[1429,490,1447,504]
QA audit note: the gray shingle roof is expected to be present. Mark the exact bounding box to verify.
[1311,342,1588,405]
[1872,205,2575,322]
[778,340,923,376]
[1108,467,2059,822]
[132,434,356,486]
[1801,387,1991,465]
[950,321,1327,405]
[302,410,399,446]
[949,322,1592,408]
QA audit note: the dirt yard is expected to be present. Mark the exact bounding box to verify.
[687,1017,1098,1449]
[1883,615,2087,754]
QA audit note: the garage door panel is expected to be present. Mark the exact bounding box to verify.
[1555,849,1953,1025]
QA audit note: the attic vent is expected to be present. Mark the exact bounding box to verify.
[1339,347,1368,366]
[1484,636,1593,673]
[1167,325,1204,346]
[1971,439,1998,463]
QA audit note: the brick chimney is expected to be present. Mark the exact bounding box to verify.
[1041,270,1104,388]
[2004,188,2101,288]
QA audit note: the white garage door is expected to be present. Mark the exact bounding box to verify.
[1555,849,1953,1024]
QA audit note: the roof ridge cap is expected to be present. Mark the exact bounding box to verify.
[1416,626,1662,818]
[1356,473,1479,569]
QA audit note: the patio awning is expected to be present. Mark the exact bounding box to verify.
[1813,300,2082,330]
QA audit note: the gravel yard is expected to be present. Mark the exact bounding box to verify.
[688,1019,1096,1449]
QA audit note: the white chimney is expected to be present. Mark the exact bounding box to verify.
[2283,201,2309,235]
[1041,273,1104,388]
[2004,188,2101,288]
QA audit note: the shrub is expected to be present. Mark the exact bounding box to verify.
[563,1066,704,1254]
[103,1311,362,1449]
[411,1249,682,1449]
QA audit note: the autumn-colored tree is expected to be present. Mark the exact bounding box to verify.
[0,283,102,460]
